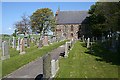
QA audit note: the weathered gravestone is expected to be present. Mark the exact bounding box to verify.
[27,38,30,48]
[20,38,25,54]
[24,37,28,47]
[16,37,20,50]
[0,39,2,49]
[1,41,10,60]
[8,38,12,47]
[12,37,16,48]
[31,37,34,43]
[51,59,59,78]
[87,38,90,48]
[82,35,85,42]
[43,36,49,46]
[65,42,71,57]
[43,53,51,78]
[38,39,43,48]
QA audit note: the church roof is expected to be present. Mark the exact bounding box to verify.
[56,11,88,24]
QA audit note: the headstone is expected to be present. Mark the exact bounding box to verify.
[1,41,10,60]
[82,35,85,42]
[102,36,105,42]
[20,38,25,54]
[51,60,56,78]
[65,42,71,57]
[31,37,34,43]
[38,39,43,48]
[12,37,16,48]
[51,59,59,78]
[27,38,30,48]
[43,54,51,78]
[0,39,2,49]
[16,37,20,50]
[43,36,49,46]
[24,37,28,47]
[87,38,90,48]
[92,37,95,42]
[8,38,12,47]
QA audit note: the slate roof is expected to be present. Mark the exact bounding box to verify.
[56,11,88,24]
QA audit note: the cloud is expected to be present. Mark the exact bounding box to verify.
[8,27,11,30]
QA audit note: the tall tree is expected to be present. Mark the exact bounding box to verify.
[14,14,30,35]
[30,8,55,39]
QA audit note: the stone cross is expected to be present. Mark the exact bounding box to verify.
[87,38,90,48]
[16,37,20,50]
[12,37,16,48]
[20,38,25,54]
[1,41,10,60]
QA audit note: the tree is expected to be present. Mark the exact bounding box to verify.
[14,14,30,35]
[30,8,55,39]
[83,2,120,38]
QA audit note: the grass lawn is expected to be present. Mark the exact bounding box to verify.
[56,41,119,78]
[0,60,1,79]
[2,40,67,77]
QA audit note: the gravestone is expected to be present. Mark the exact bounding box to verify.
[82,35,85,42]
[27,38,30,48]
[43,53,51,78]
[38,39,43,48]
[51,60,56,78]
[20,38,25,54]
[87,38,90,48]
[8,38,12,47]
[24,37,28,47]
[65,42,71,57]
[0,39,2,49]
[31,37,34,43]
[1,41,10,60]
[16,37,20,50]
[43,36,49,46]
[12,37,16,48]
[51,59,59,78]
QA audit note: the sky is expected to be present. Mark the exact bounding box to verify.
[1,2,95,35]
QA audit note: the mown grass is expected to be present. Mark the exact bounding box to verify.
[56,41,119,78]
[2,40,67,77]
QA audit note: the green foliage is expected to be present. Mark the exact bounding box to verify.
[85,2,120,37]
[30,8,55,34]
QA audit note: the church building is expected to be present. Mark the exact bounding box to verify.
[55,9,88,40]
